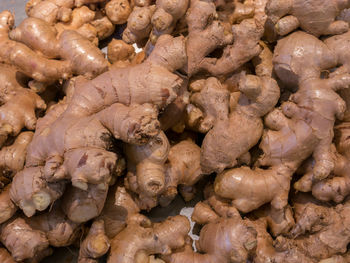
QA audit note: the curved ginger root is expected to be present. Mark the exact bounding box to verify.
[266,0,350,37]
[9,16,108,80]
[78,220,110,263]
[125,137,202,210]
[108,215,190,263]
[0,185,17,224]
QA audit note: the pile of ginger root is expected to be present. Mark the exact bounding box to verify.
[4,0,350,262]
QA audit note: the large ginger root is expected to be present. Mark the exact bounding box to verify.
[78,220,110,263]
[185,0,233,76]
[9,16,108,80]
[0,63,45,146]
[108,215,190,263]
[214,30,350,213]
[186,0,267,76]
[166,198,257,263]
[125,137,202,209]
[199,48,279,174]
[10,34,185,217]
[266,0,350,37]
[0,217,51,262]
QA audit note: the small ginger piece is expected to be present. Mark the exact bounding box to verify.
[78,220,110,263]
[0,217,51,262]
[106,0,132,24]
[107,39,136,64]
[108,215,190,263]
[62,183,108,223]
[0,185,17,224]
[10,167,66,217]
[98,186,140,239]
[266,0,350,37]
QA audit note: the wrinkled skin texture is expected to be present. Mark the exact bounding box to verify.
[108,215,190,263]
[274,194,350,261]
[266,0,350,37]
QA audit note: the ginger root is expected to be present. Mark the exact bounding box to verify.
[266,0,350,37]
[108,215,190,263]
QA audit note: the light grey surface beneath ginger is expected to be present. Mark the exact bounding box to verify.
[0,0,200,262]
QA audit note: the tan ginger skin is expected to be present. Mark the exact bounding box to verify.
[78,220,110,263]
[266,0,350,37]
[214,31,350,214]
[125,137,202,210]
[108,215,190,263]
[9,34,186,217]
[166,194,257,263]
[198,44,279,174]
[0,64,45,146]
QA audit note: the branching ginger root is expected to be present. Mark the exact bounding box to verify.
[8,16,108,80]
[274,193,350,261]
[78,220,110,263]
[9,34,185,218]
[266,0,350,37]
[214,30,350,214]
[108,215,190,263]
[166,196,257,263]
[199,45,279,174]
[0,63,45,146]
[0,216,51,262]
